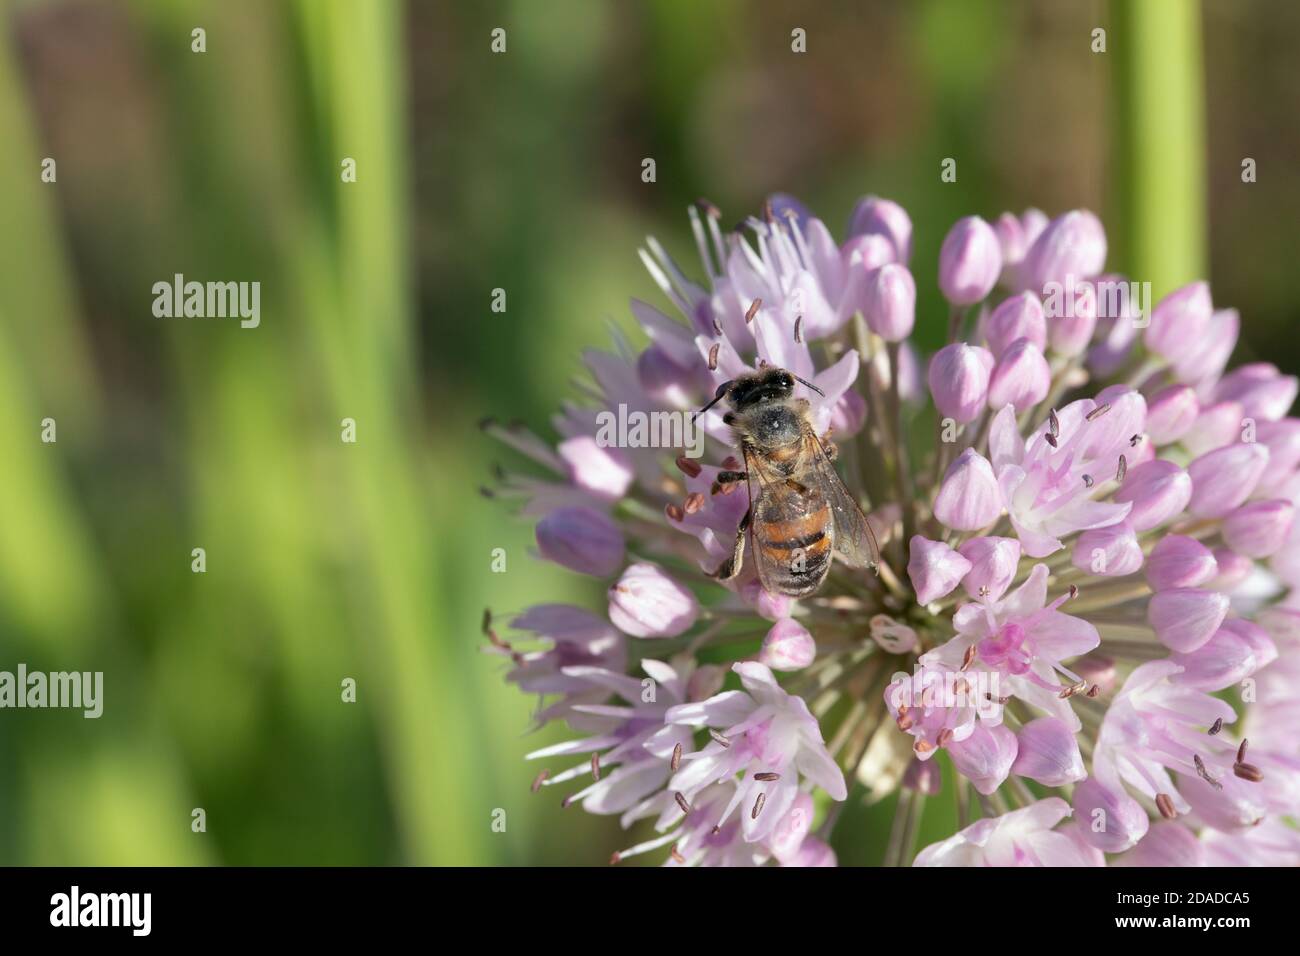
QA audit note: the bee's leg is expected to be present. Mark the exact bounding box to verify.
[711,470,748,495]
[711,508,750,581]
[819,428,839,462]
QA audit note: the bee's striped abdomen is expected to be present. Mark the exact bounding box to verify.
[755,494,833,597]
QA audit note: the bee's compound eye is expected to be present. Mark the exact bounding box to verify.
[779,372,794,388]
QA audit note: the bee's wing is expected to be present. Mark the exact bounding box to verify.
[806,431,881,570]
[741,444,811,595]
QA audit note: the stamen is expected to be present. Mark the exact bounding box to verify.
[1049,408,1060,438]
[697,197,721,219]
[708,343,720,371]
[915,740,933,754]
[1129,433,1142,447]
[1193,753,1222,790]
[1086,684,1100,698]
[531,769,550,793]
[1155,793,1177,819]
[936,728,954,748]
[671,743,682,772]
[591,753,601,781]
[675,455,702,478]
[1116,454,1127,484]
[745,298,762,324]
[752,792,767,819]
[674,792,692,815]
[961,644,978,671]
[754,772,780,782]
[1209,717,1223,736]
[670,845,686,865]
[665,503,685,522]
[708,729,731,748]
[1082,474,1094,488]
[684,492,706,515]
[793,316,803,343]
[1045,433,1059,448]
[1068,584,1079,601]
[1086,403,1111,422]
[1237,738,1249,763]
[1233,762,1263,783]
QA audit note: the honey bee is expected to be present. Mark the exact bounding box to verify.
[697,367,881,597]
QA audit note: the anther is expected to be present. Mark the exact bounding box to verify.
[676,455,702,478]
[1233,762,1263,783]
[674,792,692,815]
[754,772,780,782]
[1209,717,1223,736]
[708,343,720,371]
[752,792,767,819]
[793,316,803,343]
[1155,793,1177,819]
[1086,403,1111,422]
[591,753,601,781]
[745,299,762,324]
[1049,408,1060,438]
[1193,753,1222,790]
[1237,738,1249,763]
[709,729,731,748]
[1082,474,1094,488]
[671,742,682,772]
[1116,454,1127,484]
[665,503,685,522]
[531,769,550,793]
[670,845,686,864]
[684,492,706,515]
[1045,433,1059,448]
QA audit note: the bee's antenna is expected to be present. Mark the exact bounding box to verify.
[791,373,824,397]
[693,380,733,422]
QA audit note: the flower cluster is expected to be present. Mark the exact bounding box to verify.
[483,194,1300,866]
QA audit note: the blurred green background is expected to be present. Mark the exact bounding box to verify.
[0,0,1296,865]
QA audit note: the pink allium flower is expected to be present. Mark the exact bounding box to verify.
[914,797,1102,866]
[485,195,1300,867]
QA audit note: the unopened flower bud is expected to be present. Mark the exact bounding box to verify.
[939,216,1002,305]
[933,449,1002,531]
[987,338,1051,413]
[863,263,916,342]
[907,536,973,605]
[760,618,817,671]
[607,562,699,637]
[1147,588,1230,653]
[928,343,993,424]
[1011,717,1086,786]
[1144,281,1212,365]
[958,536,1020,601]
[1144,384,1200,445]
[983,291,1046,357]
[537,506,625,576]
[1186,443,1270,519]
[1223,499,1295,558]
[1112,459,1192,531]
[1145,535,1217,591]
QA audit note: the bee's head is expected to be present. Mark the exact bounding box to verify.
[693,367,823,420]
